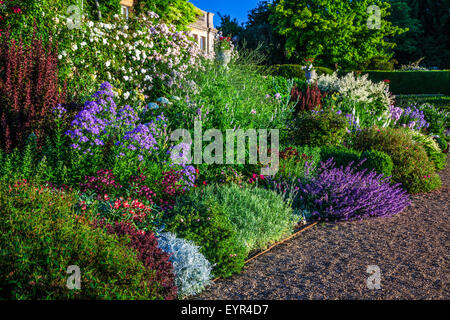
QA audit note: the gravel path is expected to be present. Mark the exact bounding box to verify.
[197,159,449,300]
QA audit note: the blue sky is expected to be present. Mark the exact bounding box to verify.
[189,0,262,26]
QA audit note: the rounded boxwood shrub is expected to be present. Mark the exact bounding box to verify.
[0,181,172,300]
[291,110,349,147]
[360,150,394,177]
[271,64,334,80]
[406,130,447,171]
[436,136,449,153]
[319,146,361,169]
[352,127,442,193]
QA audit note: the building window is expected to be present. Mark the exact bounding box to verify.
[121,5,129,19]
[200,36,206,51]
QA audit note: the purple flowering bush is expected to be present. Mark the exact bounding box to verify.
[62,82,196,192]
[298,158,410,221]
[390,104,429,131]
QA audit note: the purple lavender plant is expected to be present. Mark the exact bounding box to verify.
[298,158,410,221]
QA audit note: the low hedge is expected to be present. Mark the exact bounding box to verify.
[395,95,450,113]
[272,64,334,80]
[360,71,450,95]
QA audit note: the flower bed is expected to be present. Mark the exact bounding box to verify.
[0,9,448,300]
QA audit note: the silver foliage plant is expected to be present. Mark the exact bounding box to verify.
[157,232,213,298]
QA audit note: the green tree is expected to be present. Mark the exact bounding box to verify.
[269,0,406,69]
[396,0,450,68]
[133,0,201,29]
[242,1,289,65]
[387,0,423,66]
[217,13,245,38]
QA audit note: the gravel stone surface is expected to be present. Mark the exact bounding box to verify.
[196,160,449,300]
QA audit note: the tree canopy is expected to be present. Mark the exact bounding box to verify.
[268,0,406,69]
[388,0,450,68]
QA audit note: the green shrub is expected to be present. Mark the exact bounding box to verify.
[272,64,305,79]
[361,71,450,95]
[417,103,449,136]
[0,181,166,299]
[363,56,397,71]
[166,184,296,277]
[276,145,322,181]
[395,95,450,110]
[319,146,361,169]
[290,111,349,147]
[165,200,247,278]
[436,136,449,152]
[406,130,447,171]
[169,51,294,133]
[352,127,442,193]
[392,101,449,136]
[360,150,394,177]
[428,152,447,171]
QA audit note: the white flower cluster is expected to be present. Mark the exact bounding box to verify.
[317,72,393,107]
[54,12,212,106]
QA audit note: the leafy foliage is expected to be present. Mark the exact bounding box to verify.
[290,110,349,147]
[360,150,394,177]
[319,146,361,169]
[269,0,406,69]
[133,0,200,29]
[0,180,167,299]
[165,200,247,278]
[352,127,442,193]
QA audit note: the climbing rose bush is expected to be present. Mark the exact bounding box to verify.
[53,12,211,106]
[298,158,410,221]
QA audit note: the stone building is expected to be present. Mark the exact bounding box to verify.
[189,9,217,54]
[119,0,216,53]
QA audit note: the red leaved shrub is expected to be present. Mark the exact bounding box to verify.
[95,220,178,300]
[291,84,326,113]
[0,27,66,152]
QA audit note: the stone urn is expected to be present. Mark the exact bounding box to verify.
[305,69,317,83]
[216,49,232,67]
[302,64,317,83]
